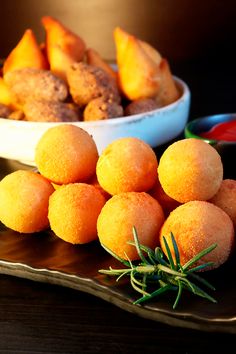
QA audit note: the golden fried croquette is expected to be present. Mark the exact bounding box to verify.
[97,192,165,260]
[96,137,158,195]
[35,124,98,184]
[124,98,159,116]
[3,29,48,75]
[83,97,123,121]
[158,138,223,203]
[160,201,234,270]
[149,177,180,217]
[48,183,106,244]
[209,179,236,228]
[0,103,12,118]
[23,99,81,122]
[67,62,120,107]
[4,67,68,105]
[0,170,54,233]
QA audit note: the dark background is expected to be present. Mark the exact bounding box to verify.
[0,1,236,353]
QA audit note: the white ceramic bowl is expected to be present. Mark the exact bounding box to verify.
[0,77,190,166]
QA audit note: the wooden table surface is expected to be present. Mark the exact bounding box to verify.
[1,40,236,354]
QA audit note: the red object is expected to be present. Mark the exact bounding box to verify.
[200,120,236,141]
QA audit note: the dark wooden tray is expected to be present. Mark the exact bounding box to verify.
[0,158,236,334]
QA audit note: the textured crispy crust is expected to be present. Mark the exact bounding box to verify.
[97,192,165,260]
[24,99,81,122]
[158,138,223,203]
[83,97,123,121]
[209,179,236,228]
[4,68,68,105]
[0,170,54,233]
[160,200,234,270]
[35,124,98,184]
[124,98,159,116]
[96,137,158,195]
[67,62,120,107]
[48,183,106,244]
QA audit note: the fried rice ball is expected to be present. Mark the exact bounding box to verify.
[158,138,223,203]
[124,98,159,116]
[67,62,120,107]
[160,200,234,270]
[0,170,54,233]
[35,124,98,184]
[4,67,68,105]
[48,183,106,244]
[209,179,236,228]
[149,177,181,217]
[97,192,165,260]
[83,97,123,121]
[24,99,81,122]
[96,137,158,195]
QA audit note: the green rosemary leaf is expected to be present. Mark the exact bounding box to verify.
[128,241,156,265]
[98,268,128,275]
[162,236,176,270]
[158,264,187,277]
[187,262,214,273]
[182,243,217,271]
[130,271,147,288]
[130,272,150,296]
[173,279,183,309]
[188,282,217,303]
[154,247,169,266]
[170,232,180,269]
[133,284,174,305]
[132,227,150,264]
[188,272,216,290]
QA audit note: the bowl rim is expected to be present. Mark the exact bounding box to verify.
[0,76,190,127]
[184,113,236,144]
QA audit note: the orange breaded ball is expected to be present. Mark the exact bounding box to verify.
[35,124,98,184]
[158,138,223,203]
[209,179,236,228]
[160,201,234,270]
[149,177,181,217]
[96,137,158,195]
[48,183,106,244]
[0,170,54,233]
[97,192,165,260]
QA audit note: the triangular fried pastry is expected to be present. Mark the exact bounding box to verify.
[41,16,86,82]
[156,58,180,106]
[3,29,48,75]
[85,48,117,81]
[113,27,162,100]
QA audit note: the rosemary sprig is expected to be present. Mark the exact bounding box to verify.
[99,227,217,309]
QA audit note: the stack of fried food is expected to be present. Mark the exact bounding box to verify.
[0,124,235,273]
[0,16,180,122]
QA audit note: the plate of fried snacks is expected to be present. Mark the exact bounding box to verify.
[0,16,190,165]
[0,123,235,334]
